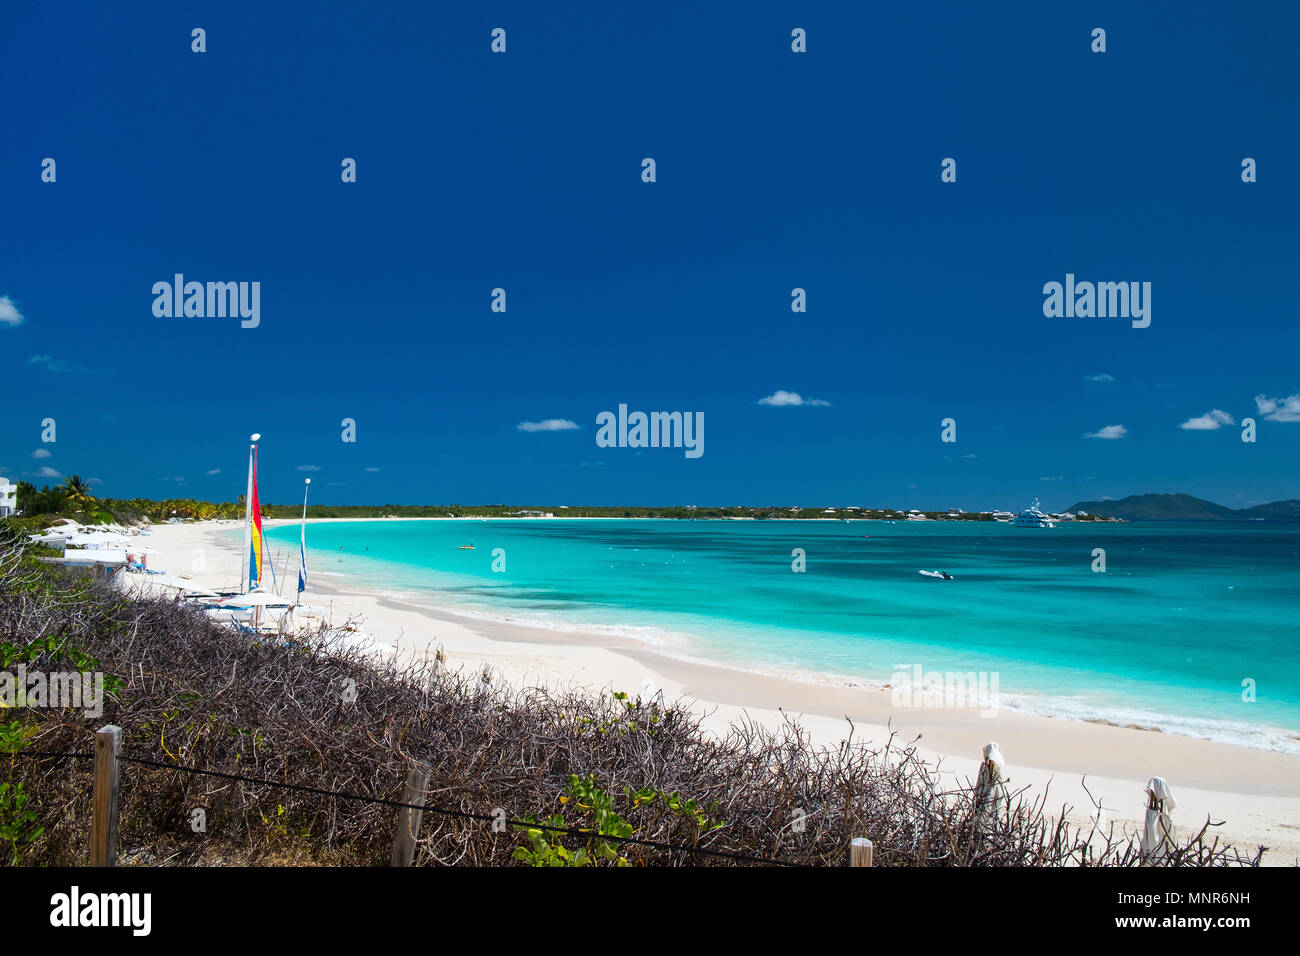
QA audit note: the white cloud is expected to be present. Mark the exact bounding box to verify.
[517,419,580,432]
[1179,409,1235,431]
[0,295,23,326]
[1039,476,1063,481]
[36,466,62,479]
[364,466,380,472]
[960,453,977,459]
[1255,394,1300,423]
[757,390,831,407]
[296,464,320,472]
[31,448,51,459]
[1085,373,1114,383]
[26,354,110,375]
[1084,424,1127,439]
[205,468,222,475]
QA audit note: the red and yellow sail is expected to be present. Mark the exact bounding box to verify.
[248,446,265,590]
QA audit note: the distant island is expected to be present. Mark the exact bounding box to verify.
[1065,493,1300,523]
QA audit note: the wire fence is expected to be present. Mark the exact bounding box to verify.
[13,747,814,867]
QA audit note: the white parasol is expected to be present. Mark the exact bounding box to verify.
[1140,776,1177,863]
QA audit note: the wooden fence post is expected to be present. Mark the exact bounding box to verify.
[391,760,432,867]
[849,836,874,867]
[91,725,122,867]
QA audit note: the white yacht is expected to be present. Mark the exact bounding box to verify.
[1012,498,1056,528]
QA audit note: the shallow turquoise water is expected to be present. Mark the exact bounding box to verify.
[265,519,1300,753]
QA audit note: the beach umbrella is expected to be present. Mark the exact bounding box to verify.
[973,741,1009,831]
[1140,776,1177,864]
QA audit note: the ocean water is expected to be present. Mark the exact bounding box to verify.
[264,519,1300,753]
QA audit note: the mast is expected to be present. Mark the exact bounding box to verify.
[241,433,260,593]
[298,477,311,597]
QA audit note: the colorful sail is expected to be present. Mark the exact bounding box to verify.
[248,446,265,590]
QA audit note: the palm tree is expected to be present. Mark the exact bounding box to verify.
[63,475,96,509]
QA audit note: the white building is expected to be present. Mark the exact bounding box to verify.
[0,477,16,517]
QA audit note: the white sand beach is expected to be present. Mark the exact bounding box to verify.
[134,518,1300,864]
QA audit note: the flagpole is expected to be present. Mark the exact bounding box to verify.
[241,433,260,593]
[298,477,311,598]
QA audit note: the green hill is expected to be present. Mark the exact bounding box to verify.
[1234,499,1300,522]
[1066,493,1300,522]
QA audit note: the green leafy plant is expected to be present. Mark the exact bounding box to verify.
[625,785,725,833]
[0,720,44,865]
[513,774,633,866]
[0,782,43,865]
[513,774,726,866]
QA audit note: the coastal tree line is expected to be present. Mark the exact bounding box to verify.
[21,478,1112,528]
[10,484,1008,526]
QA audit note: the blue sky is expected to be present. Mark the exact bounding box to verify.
[2,1,1297,511]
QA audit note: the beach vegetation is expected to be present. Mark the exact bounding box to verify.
[0,719,44,865]
[514,775,633,866]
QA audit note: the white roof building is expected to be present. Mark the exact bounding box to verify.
[0,477,16,517]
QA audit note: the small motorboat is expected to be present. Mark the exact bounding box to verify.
[919,570,954,580]
[458,545,476,550]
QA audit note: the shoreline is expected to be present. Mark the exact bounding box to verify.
[267,518,1298,758]
[139,518,1300,863]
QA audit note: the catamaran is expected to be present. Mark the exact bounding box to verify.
[178,435,322,636]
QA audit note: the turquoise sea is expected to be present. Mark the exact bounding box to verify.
[265,519,1300,753]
